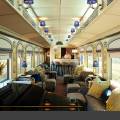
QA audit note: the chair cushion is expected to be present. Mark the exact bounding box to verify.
[85,95,106,111]
[106,88,120,111]
[67,93,86,104]
[87,81,110,99]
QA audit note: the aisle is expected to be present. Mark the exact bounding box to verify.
[55,76,66,97]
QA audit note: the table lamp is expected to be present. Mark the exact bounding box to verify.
[93,60,99,73]
[21,60,27,75]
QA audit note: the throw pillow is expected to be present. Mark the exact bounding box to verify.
[106,88,120,111]
[100,88,112,102]
[87,81,110,99]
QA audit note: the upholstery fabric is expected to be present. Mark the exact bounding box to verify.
[106,88,120,111]
[85,95,105,111]
[87,81,110,99]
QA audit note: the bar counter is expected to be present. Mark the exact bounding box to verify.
[50,59,78,76]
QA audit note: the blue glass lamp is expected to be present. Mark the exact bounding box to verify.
[24,0,34,4]
[71,28,75,33]
[21,60,27,74]
[93,60,99,67]
[87,0,97,5]
[44,28,49,33]
[40,21,46,27]
[74,21,80,28]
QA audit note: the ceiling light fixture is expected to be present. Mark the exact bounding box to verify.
[48,34,51,38]
[71,28,75,33]
[56,41,63,45]
[74,20,80,28]
[44,28,49,33]
[24,0,34,4]
[40,20,46,27]
[68,35,71,38]
[87,0,97,5]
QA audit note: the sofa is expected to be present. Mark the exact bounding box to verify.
[79,79,120,111]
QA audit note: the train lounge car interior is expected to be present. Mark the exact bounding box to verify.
[0,0,120,111]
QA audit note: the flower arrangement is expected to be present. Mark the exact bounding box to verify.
[0,62,6,75]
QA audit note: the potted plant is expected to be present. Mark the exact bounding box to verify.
[0,62,6,76]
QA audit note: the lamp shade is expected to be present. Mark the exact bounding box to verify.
[74,21,80,28]
[24,0,33,4]
[48,34,51,38]
[21,60,27,68]
[87,0,97,4]
[40,20,46,26]
[71,28,75,33]
[56,41,63,45]
[68,35,71,38]
[93,60,99,67]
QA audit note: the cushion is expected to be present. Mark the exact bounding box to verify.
[73,65,84,75]
[85,95,106,111]
[100,88,112,102]
[106,88,120,111]
[87,80,110,99]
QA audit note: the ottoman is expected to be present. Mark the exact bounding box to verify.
[67,93,87,111]
[67,83,80,93]
[45,79,56,92]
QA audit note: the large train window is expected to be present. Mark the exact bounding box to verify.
[40,49,44,64]
[17,43,24,75]
[86,46,93,71]
[26,46,33,71]
[80,48,84,65]
[0,38,12,88]
[35,48,40,66]
[108,39,120,80]
[96,43,103,76]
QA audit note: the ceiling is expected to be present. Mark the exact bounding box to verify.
[28,0,94,46]
[0,0,119,48]
[0,0,50,48]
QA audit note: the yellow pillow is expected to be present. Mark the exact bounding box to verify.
[87,81,110,98]
[106,88,120,111]
[73,65,84,75]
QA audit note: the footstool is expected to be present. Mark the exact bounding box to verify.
[45,79,56,92]
[67,93,87,111]
[67,83,80,93]
[63,74,73,84]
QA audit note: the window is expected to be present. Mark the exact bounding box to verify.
[17,44,24,75]
[86,46,93,71]
[96,44,103,76]
[111,57,120,80]
[0,38,12,88]
[0,56,8,81]
[26,51,32,70]
[97,53,102,76]
[0,53,11,88]
[80,54,84,65]
[35,48,40,67]
[108,39,120,81]
[87,53,93,69]
[35,52,40,66]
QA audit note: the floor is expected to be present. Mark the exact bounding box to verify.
[55,76,66,97]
